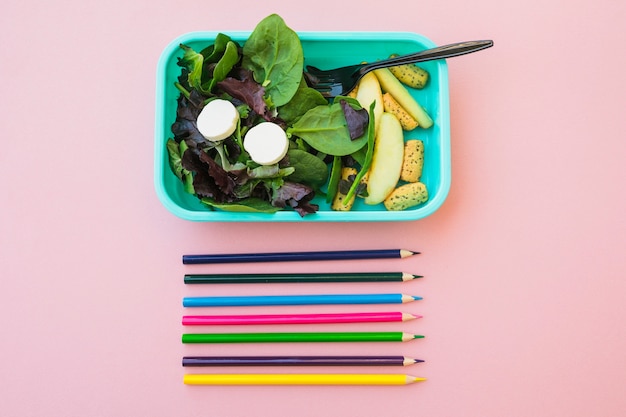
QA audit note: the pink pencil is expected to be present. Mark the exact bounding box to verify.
[182,311,421,326]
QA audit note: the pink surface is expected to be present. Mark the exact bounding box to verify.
[1,1,625,416]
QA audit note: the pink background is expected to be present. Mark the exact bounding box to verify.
[1,1,625,416]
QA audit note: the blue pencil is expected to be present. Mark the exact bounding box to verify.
[182,293,421,307]
[182,249,417,264]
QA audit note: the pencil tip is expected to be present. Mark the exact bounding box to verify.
[401,272,415,281]
[407,376,427,383]
[400,249,419,258]
[414,334,425,339]
[402,273,423,281]
[412,296,423,301]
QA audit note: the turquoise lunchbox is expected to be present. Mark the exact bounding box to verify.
[155,31,450,222]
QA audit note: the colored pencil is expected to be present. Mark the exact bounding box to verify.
[182,249,417,264]
[182,311,420,326]
[183,373,426,385]
[182,332,423,343]
[182,356,423,367]
[182,293,420,307]
[184,271,421,284]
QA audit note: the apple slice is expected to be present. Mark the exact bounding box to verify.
[355,72,384,134]
[364,112,404,205]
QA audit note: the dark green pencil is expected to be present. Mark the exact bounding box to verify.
[184,272,421,284]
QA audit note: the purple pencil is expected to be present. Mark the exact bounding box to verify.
[182,356,423,367]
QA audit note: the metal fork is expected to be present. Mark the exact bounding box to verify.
[304,39,493,97]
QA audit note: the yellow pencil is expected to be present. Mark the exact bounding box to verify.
[184,373,426,385]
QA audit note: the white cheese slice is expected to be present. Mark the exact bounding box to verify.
[243,122,289,165]
[196,99,239,141]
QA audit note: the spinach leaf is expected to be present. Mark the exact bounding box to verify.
[350,145,367,166]
[287,102,368,156]
[241,14,303,107]
[286,149,329,187]
[278,77,328,124]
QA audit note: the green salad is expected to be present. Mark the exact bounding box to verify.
[166,14,374,217]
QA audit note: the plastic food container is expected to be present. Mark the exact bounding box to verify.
[155,31,450,222]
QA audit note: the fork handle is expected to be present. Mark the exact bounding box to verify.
[361,40,493,73]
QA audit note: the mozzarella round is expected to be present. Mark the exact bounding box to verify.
[243,122,289,165]
[196,99,239,141]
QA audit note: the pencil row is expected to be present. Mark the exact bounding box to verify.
[181,313,424,383]
[181,250,425,385]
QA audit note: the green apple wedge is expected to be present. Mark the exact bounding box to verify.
[364,112,405,205]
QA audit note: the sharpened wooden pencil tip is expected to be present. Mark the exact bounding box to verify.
[405,375,427,384]
[400,249,418,258]
[401,313,420,321]
[401,273,423,281]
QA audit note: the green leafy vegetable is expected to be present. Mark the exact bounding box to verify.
[207,41,240,92]
[177,44,205,93]
[326,155,343,203]
[285,149,329,187]
[278,77,329,124]
[167,14,378,217]
[287,102,369,156]
[166,139,194,194]
[200,33,235,63]
[241,14,303,107]
[201,197,282,213]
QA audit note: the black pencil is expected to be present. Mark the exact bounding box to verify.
[182,249,418,264]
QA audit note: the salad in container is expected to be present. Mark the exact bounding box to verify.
[154,14,451,222]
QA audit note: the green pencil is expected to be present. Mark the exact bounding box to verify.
[182,332,423,344]
[184,272,421,284]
